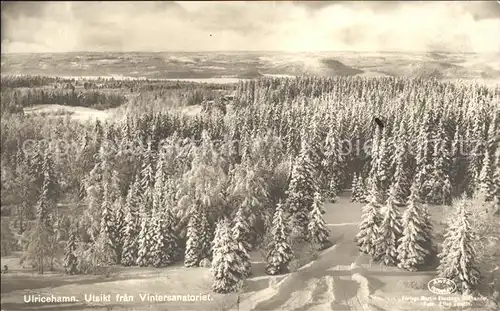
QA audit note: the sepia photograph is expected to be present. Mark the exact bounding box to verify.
[1,1,499,310]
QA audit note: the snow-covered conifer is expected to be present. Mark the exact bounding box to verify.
[375,128,392,200]
[392,120,412,205]
[350,173,359,202]
[493,145,500,214]
[140,142,155,209]
[136,194,154,267]
[212,219,246,293]
[477,142,494,201]
[374,186,403,265]
[184,205,203,267]
[437,197,480,294]
[355,184,383,257]
[63,221,79,275]
[151,208,177,267]
[427,121,452,205]
[199,209,214,261]
[231,206,252,277]
[356,176,368,203]
[414,112,435,201]
[397,184,434,271]
[308,192,330,249]
[232,205,252,258]
[265,201,293,275]
[286,139,318,238]
[121,178,140,266]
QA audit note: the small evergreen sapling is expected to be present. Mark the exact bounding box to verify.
[351,173,359,202]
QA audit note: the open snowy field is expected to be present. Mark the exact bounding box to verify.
[3,194,491,311]
[23,104,120,123]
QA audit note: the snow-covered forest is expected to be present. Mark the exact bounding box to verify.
[1,75,499,309]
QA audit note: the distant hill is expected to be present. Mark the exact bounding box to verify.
[237,70,264,79]
[1,51,499,81]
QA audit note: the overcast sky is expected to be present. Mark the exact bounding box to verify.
[2,1,500,53]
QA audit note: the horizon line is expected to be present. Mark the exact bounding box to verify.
[1,50,493,55]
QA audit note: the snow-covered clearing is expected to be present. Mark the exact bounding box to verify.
[23,104,121,123]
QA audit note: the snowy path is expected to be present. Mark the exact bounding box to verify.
[233,237,376,311]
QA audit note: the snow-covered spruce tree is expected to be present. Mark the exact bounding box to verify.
[355,183,383,257]
[139,141,155,213]
[323,124,343,201]
[397,184,434,271]
[231,206,252,277]
[308,191,330,250]
[286,139,319,239]
[414,111,435,202]
[493,145,500,214]
[100,182,119,263]
[477,141,494,201]
[355,175,368,203]
[23,160,57,274]
[450,130,462,195]
[351,173,359,202]
[367,125,381,192]
[63,221,79,275]
[112,196,125,264]
[151,208,178,268]
[184,204,205,267]
[152,153,166,212]
[427,121,452,205]
[232,205,252,255]
[326,175,340,203]
[121,177,140,266]
[391,120,412,206]
[375,127,392,201]
[40,146,60,206]
[228,161,269,249]
[437,197,480,294]
[136,194,155,267]
[374,186,403,266]
[198,208,214,261]
[468,119,487,196]
[266,201,293,275]
[212,218,246,293]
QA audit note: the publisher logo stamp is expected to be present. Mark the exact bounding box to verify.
[427,278,457,295]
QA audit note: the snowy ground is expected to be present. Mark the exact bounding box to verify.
[1,195,496,311]
[23,103,204,124]
[23,104,122,123]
